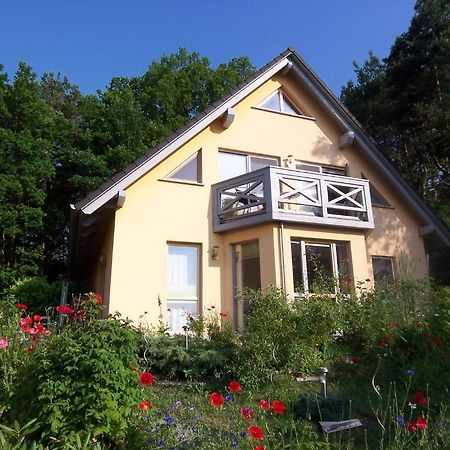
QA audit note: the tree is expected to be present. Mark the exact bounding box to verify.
[341,0,450,223]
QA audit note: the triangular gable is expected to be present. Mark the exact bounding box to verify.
[259,90,304,116]
[71,48,450,247]
[165,151,201,183]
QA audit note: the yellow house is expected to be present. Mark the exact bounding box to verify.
[69,48,450,331]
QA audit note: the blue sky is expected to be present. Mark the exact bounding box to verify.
[1,0,416,96]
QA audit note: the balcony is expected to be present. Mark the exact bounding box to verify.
[212,166,374,232]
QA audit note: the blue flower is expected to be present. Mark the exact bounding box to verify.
[239,431,247,439]
[164,416,174,424]
[157,438,165,446]
[395,416,405,426]
[406,369,416,376]
[225,394,233,402]
[143,426,150,431]
[231,440,239,448]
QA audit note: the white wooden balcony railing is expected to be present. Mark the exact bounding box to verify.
[212,166,374,232]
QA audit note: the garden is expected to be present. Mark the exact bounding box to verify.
[0,279,449,449]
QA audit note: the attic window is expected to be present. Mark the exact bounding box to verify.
[259,90,303,116]
[361,174,391,207]
[166,151,202,183]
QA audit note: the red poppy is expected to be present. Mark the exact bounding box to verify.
[416,416,427,430]
[33,314,42,322]
[254,446,265,450]
[139,400,152,411]
[259,399,270,410]
[209,392,224,407]
[272,399,286,415]
[389,321,398,329]
[15,303,27,310]
[414,391,428,406]
[56,305,75,314]
[228,380,241,392]
[35,324,46,334]
[379,340,388,349]
[93,293,103,305]
[407,421,417,432]
[140,372,154,386]
[20,317,32,327]
[220,312,229,318]
[240,407,254,421]
[248,425,264,440]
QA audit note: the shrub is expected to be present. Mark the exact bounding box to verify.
[9,314,141,446]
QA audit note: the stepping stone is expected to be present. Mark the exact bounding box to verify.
[319,419,362,434]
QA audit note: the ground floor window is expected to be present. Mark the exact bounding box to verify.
[372,256,395,284]
[233,241,261,329]
[291,239,351,294]
[167,243,200,332]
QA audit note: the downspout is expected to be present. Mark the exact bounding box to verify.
[279,222,287,292]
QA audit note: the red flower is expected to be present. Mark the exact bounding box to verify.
[210,392,224,407]
[407,421,417,432]
[139,400,152,411]
[379,339,388,349]
[228,380,241,392]
[432,336,445,348]
[93,293,103,305]
[15,303,27,310]
[56,305,74,314]
[248,425,264,440]
[416,416,427,430]
[20,317,32,327]
[219,312,229,318]
[259,399,270,410]
[414,391,428,406]
[389,321,398,329]
[272,399,286,415]
[140,372,154,386]
[33,314,42,322]
[35,324,45,334]
[255,446,265,450]
[240,407,254,421]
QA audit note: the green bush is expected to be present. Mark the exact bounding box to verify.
[8,315,141,446]
[5,277,62,314]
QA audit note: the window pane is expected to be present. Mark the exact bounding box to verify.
[372,257,394,283]
[167,245,198,297]
[250,156,278,171]
[296,163,321,173]
[218,152,247,181]
[260,92,281,111]
[291,240,304,294]
[167,300,197,332]
[241,242,261,290]
[283,96,301,115]
[305,244,334,292]
[168,153,199,182]
[370,185,391,207]
[322,166,346,176]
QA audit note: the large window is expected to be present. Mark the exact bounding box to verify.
[167,244,200,332]
[372,256,395,284]
[218,151,278,181]
[233,241,261,330]
[291,239,351,294]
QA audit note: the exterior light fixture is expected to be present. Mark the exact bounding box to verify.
[211,246,220,260]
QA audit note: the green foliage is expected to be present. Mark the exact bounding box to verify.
[294,394,352,421]
[8,315,141,446]
[340,0,450,241]
[4,277,61,314]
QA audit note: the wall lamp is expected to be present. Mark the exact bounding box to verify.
[211,246,220,261]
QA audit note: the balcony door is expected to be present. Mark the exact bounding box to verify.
[232,241,261,330]
[218,151,278,182]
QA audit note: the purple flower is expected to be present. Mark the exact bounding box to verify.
[231,441,239,448]
[239,431,247,439]
[157,438,165,446]
[406,369,416,376]
[395,416,405,426]
[164,416,174,424]
[225,394,233,402]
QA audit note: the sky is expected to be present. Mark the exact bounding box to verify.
[1,0,417,96]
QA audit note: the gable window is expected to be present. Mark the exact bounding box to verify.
[369,184,391,208]
[218,151,279,181]
[372,256,395,283]
[291,239,351,294]
[165,151,202,183]
[296,161,347,177]
[259,90,303,116]
[167,244,200,332]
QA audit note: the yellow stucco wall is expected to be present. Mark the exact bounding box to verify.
[98,73,427,326]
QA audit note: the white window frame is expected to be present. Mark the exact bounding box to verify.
[292,239,350,295]
[296,161,347,176]
[258,90,304,116]
[218,150,279,181]
[166,243,201,333]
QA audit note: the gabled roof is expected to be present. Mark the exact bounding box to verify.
[71,47,450,249]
